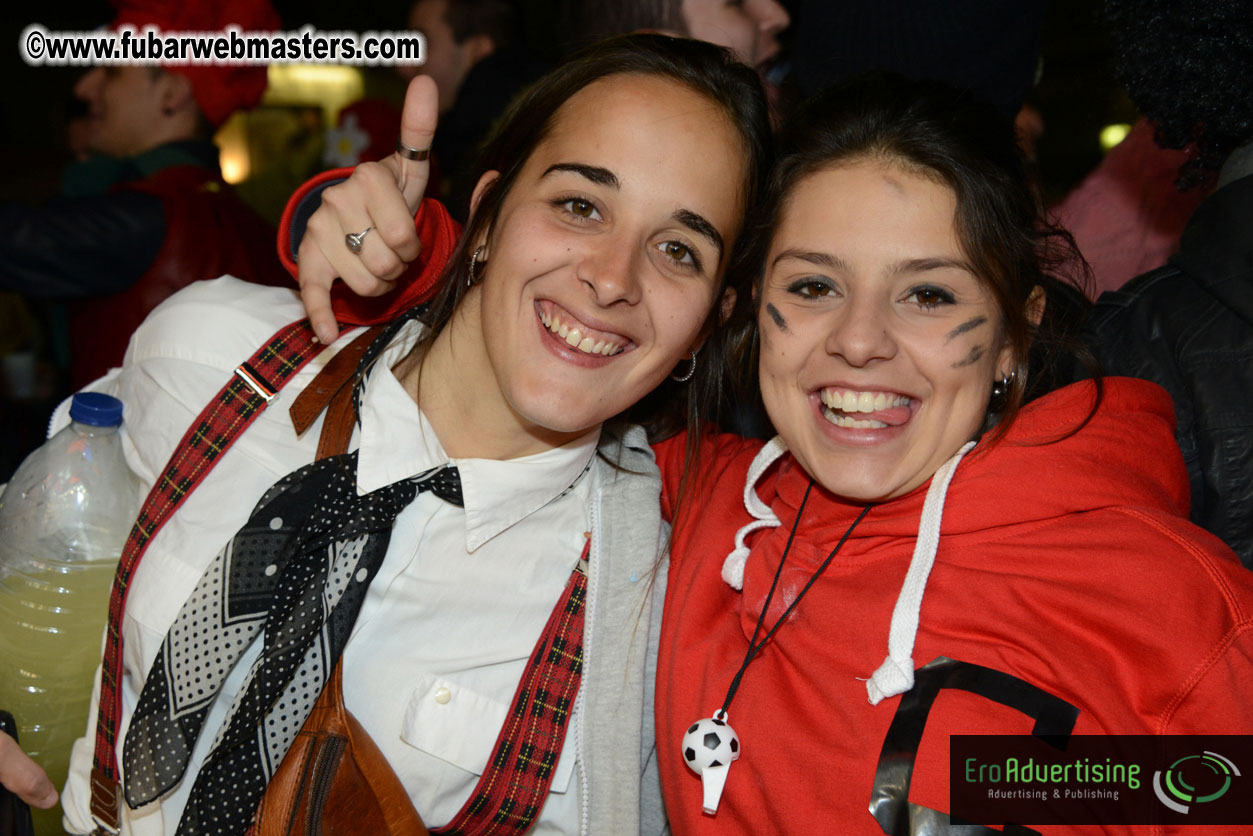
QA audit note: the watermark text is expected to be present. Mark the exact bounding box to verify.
[20,24,425,66]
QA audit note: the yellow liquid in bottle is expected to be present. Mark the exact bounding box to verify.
[0,559,117,835]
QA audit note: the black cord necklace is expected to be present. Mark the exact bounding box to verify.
[680,480,872,815]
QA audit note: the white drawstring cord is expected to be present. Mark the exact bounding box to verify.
[721,436,788,589]
[864,441,976,704]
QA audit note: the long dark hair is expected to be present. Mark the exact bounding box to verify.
[723,71,1097,444]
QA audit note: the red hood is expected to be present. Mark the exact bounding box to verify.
[276,169,462,327]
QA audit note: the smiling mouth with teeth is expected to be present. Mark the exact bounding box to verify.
[538,304,630,357]
[819,389,912,429]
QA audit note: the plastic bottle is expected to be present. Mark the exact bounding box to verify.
[0,392,139,834]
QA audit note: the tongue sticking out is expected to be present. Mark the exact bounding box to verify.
[856,403,911,426]
[820,391,913,428]
[823,406,911,429]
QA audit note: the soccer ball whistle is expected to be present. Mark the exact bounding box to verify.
[680,711,740,814]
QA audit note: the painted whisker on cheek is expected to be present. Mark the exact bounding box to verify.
[945,315,987,342]
[951,344,986,368]
[765,303,789,332]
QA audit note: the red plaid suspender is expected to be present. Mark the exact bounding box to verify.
[432,540,590,836]
[89,319,322,833]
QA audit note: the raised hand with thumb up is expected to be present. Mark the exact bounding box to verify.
[297,75,438,344]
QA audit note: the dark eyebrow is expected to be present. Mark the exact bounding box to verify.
[543,163,724,261]
[673,208,724,259]
[891,257,975,276]
[771,249,848,272]
[770,251,975,280]
[542,162,618,188]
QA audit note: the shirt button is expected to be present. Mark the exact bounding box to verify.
[434,687,452,705]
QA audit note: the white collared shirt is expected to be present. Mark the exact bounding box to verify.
[61,277,598,835]
[345,313,598,829]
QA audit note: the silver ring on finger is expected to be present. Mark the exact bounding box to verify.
[345,225,373,255]
[395,139,431,161]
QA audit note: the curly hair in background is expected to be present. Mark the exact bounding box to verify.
[1104,0,1253,189]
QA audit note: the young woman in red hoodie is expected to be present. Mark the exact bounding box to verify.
[650,73,1253,836]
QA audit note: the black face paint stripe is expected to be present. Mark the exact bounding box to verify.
[952,344,986,368]
[946,316,988,342]
[765,303,788,332]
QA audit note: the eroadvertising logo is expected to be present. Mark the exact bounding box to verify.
[950,735,1253,827]
[1152,751,1240,814]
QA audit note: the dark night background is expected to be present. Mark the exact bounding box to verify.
[1,0,1127,206]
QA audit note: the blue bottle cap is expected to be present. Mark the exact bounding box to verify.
[69,392,124,427]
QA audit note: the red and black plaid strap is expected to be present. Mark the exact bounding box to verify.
[89,319,323,834]
[433,539,591,836]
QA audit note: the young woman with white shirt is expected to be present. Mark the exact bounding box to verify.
[59,35,770,836]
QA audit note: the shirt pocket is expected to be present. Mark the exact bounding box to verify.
[400,670,576,794]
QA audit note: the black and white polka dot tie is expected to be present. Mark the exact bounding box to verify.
[122,451,462,836]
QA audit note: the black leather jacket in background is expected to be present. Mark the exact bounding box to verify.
[1083,173,1253,568]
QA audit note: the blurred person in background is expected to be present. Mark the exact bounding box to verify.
[313,0,787,232]
[555,0,789,106]
[399,0,545,221]
[1053,117,1211,297]
[1082,0,1253,568]
[0,0,289,389]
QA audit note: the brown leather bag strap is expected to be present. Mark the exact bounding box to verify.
[288,324,386,454]
[315,380,362,462]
